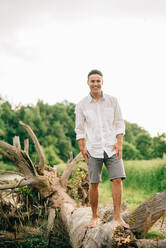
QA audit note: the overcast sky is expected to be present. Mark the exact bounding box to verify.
[0,0,166,137]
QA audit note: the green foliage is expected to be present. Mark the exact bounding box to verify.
[67,165,88,204]
[42,145,63,165]
[102,165,110,182]
[123,121,166,160]
[152,134,166,158]
[124,121,148,144]
[0,98,79,163]
[0,97,166,162]
[17,236,48,248]
[5,234,71,248]
[135,133,153,160]
[18,186,38,201]
[123,141,142,160]
[146,230,165,240]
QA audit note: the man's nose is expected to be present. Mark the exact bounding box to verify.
[94,81,98,85]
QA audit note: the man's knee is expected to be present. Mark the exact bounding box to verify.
[90,183,99,190]
[112,178,122,185]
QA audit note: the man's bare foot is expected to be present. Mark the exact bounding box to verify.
[87,218,102,228]
[112,217,130,229]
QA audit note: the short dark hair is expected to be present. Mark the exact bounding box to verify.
[88,69,103,79]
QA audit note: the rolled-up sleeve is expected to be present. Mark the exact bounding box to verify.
[75,104,86,140]
[114,98,125,136]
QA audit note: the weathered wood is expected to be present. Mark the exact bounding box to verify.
[19,121,45,173]
[60,152,82,188]
[135,239,166,248]
[24,139,29,154]
[0,140,35,178]
[46,207,56,237]
[13,136,21,151]
[128,191,166,238]
[0,178,32,190]
[0,140,17,154]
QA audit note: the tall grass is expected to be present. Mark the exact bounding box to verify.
[123,158,166,193]
[100,157,166,210]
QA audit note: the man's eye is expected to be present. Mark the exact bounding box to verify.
[91,80,101,83]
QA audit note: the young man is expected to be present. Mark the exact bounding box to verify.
[75,69,129,228]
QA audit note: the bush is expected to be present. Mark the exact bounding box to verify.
[123,142,142,160]
[43,145,63,165]
[135,133,153,159]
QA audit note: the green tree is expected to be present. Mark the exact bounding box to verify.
[124,121,148,145]
[43,145,63,165]
[123,141,142,160]
[152,133,166,158]
[135,133,153,159]
[1,96,165,163]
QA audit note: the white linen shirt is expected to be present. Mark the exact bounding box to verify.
[75,93,125,158]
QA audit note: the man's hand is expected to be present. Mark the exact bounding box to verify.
[78,139,90,165]
[81,148,90,165]
[112,143,123,159]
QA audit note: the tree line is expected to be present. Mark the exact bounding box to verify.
[0,97,166,163]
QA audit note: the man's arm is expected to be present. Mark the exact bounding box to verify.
[112,97,125,159]
[78,138,89,165]
[75,104,89,164]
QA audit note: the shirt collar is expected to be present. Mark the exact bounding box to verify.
[88,92,105,102]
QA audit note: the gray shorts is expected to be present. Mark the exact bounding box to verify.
[88,152,126,183]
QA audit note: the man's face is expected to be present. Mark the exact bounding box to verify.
[87,74,103,95]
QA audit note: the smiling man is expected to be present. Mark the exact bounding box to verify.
[75,69,129,228]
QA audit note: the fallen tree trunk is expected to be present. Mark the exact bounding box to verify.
[128,190,166,239]
[0,121,166,247]
[135,239,166,248]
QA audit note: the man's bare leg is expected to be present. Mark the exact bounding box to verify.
[88,183,100,228]
[112,178,129,228]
